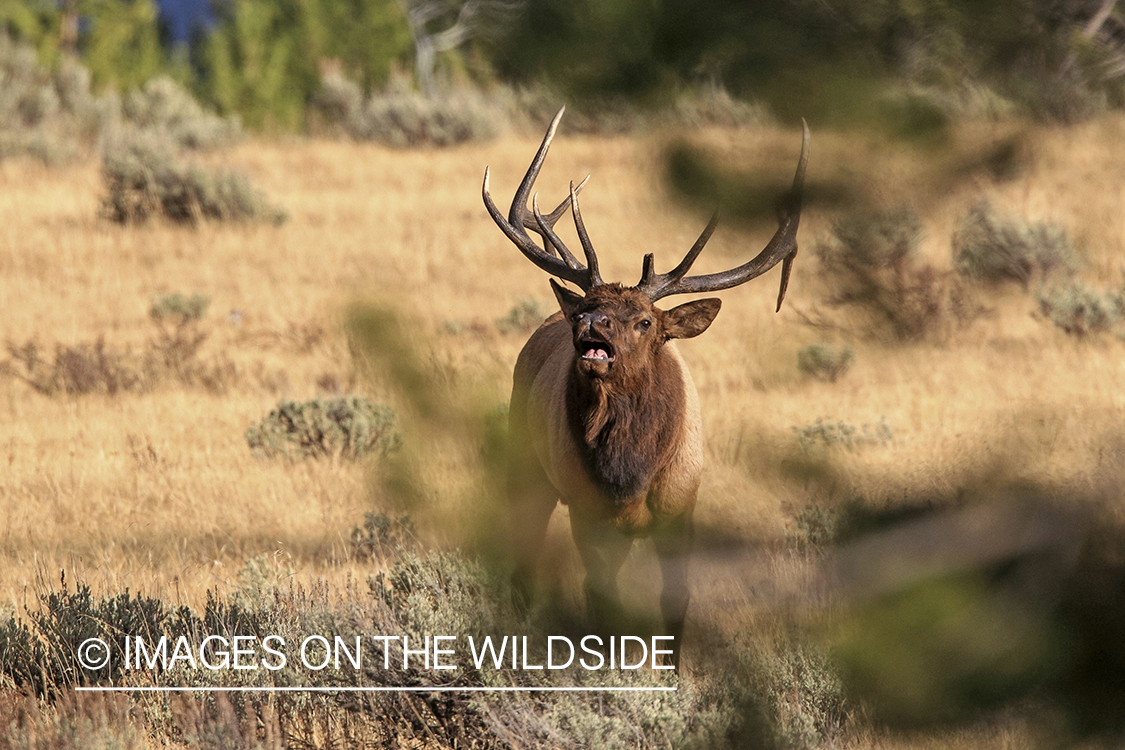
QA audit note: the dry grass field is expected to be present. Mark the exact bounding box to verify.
[2,113,1125,747]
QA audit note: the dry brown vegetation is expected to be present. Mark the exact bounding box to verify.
[2,114,1125,747]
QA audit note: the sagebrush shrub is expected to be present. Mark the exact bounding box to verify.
[669,84,771,128]
[0,36,89,164]
[0,549,836,748]
[150,292,210,324]
[953,199,1077,287]
[147,292,215,385]
[797,343,855,382]
[828,205,924,271]
[351,512,417,559]
[745,634,850,749]
[100,131,285,225]
[787,503,843,554]
[817,206,982,340]
[309,70,364,133]
[0,581,267,697]
[0,36,246,168]
[310,72,771,145]
[310,71,502,147]
[350,88,501,147]
[246,397,402,460]
[793,417,893,452]
[123,76,242,151]
[0,581,172,694]
[1036,280,1125,337]
[506,84,649,134]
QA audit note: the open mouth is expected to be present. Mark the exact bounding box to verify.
[578,337,615,363]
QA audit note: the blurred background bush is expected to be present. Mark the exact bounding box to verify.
[4,0,1125,142]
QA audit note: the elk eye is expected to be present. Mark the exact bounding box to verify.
[637,319,652,332]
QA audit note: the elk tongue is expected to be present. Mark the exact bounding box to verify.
[583,346,609,360]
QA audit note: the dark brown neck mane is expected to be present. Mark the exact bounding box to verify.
[566,351,685,503]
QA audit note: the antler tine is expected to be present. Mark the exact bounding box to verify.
[484,167,590,288]
[533,193,582,270]
[509,107,565,238]
[636,213,719,297]
[639,253,656,287]
[642,119,810,309]
[569,180,603,287]
[521,175,589,234]
[482,107,601,290]
[522,175,589,267]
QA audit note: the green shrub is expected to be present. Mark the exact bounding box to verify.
[0,580,174,694]
[312,73,501,147]
[308,70,364,134]
[100,131,285,225]
[0,36,90,165]
[0,35,249,168]
[231,554,294,610]
[505,85,648,134]
[953,199,1077,287]
[1021,63,1114,125]
[745,634,851,749]
[122,76,242,151]
[246,397,402,460]
[0,610,43,691]
[350,88,501,147]
[351,511,417,559]
[787,503,843,554]
[150,292,210,325]
[794,417,893,452]
[797,343,855,382]
[1036,280,1125,337]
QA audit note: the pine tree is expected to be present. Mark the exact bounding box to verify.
[0,0,62,65]
[79,0,165,91]
[197,0,410,131]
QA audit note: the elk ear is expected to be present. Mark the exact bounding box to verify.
[550,279,584,318]
[662,298,721,340]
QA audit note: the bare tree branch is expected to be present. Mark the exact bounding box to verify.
[397,0,522,96]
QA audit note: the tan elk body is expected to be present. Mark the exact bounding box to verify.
[484,108,809,665]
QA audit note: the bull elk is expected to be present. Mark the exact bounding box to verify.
[483,108,809,666]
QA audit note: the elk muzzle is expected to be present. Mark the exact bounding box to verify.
[573,313,615,377]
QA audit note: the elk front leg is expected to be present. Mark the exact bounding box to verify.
[653,513,693,668]
[507,453,558,612]
[569,511,634,634]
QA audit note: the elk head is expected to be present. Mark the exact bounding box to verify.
[549,283,721,384]
[483,107,810,380]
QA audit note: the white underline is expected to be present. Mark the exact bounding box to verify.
[75,686,676,693]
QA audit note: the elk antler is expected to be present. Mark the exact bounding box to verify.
[483,107,603,291]
[636,119,810,311]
